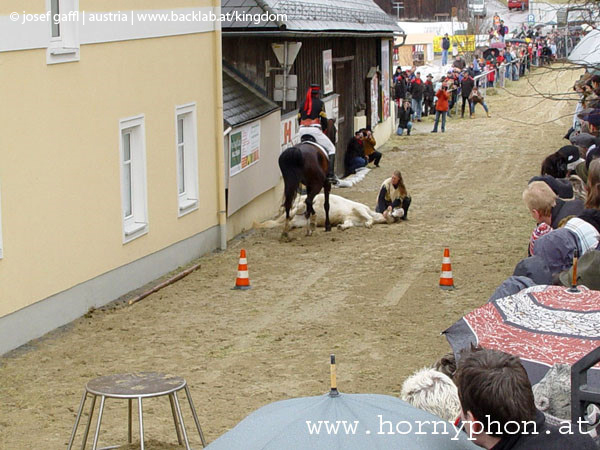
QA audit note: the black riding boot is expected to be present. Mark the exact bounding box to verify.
[401,196,411,221]
[327,154,338,184]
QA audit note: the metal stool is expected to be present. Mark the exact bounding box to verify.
[67,372,206,449]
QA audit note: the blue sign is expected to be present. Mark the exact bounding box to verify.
[527,14,535,25]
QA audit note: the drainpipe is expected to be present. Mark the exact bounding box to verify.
[214,2,227,250]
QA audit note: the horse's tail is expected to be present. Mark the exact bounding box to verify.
[278,146,304,215]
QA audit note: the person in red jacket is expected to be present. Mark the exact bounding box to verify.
[432,80,451,133]
[486,61,496,87]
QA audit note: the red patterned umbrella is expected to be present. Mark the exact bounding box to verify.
[444,285,600,386]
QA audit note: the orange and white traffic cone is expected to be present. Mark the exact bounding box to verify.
[233,249,251,290]
[439,248,455,290]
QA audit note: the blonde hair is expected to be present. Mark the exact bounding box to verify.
[393,170,408,198]
[523,181,557,216]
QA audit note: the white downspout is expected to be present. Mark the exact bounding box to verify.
[214,2,227,250]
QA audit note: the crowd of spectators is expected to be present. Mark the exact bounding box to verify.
[393,60,493,134]
[392,47,600,448]
[390,20,587,137]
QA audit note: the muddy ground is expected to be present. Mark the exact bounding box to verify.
[0,66,580,449]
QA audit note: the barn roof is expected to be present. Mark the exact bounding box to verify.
[221,0,403,35]
[222,63,280,128]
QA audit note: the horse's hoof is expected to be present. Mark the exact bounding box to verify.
[280,233,291,243]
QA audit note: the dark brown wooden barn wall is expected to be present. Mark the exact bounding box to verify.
[373,0,468,20]
[222,36,383,116]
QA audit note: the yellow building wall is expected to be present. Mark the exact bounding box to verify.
[226,111,283,240]
[227,183,284,240]
[0,31,220,317]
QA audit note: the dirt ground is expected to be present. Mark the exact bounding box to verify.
[0,66,580,449]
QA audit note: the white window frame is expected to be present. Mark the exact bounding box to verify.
[46,0,80,65]
[175,103,199,217]
[119,115,149,243]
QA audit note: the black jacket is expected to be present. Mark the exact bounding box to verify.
[491,410,595,449]
[453,58,466,70]
[551,198,585,229]
[409,80,424,101]
[397,105,414,127]
[461,77,474,98]
[344,137,365,176]
[424,81,435,100]
[442,37,450,50]
[298,96,328,129]
[394,78,407,100]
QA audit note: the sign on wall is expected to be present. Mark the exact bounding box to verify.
[370,73,379,129]
[381,41,391,121]
[230,122,260,177]
[323,49,333,95]
[433,35,475,53]
[323,94,339,123]
[280,111,300,153]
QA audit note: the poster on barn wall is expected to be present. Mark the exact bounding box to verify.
[370,74,379,129]
[323,49,333,94]
[230,122,260,177]
[280,110,300,153]
[381,40,390,121]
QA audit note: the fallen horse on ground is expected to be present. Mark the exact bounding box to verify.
[255,193,400,232]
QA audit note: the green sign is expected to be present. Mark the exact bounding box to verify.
[230,131,242,172]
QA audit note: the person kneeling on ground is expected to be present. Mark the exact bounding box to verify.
[375,169,411,222]
[361,126,382,167]
[344,132,368,177]
[455,346,595,449]
[396,99,414,136]
[469,86,491,118]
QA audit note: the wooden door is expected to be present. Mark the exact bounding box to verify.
[334,60,354,177]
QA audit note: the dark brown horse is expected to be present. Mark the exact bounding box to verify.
[278,142,331,239]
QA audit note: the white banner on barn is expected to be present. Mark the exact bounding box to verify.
[323,49,333,94]
[370,74,379,128]
[230,122,260,177]
[381,40,391,121]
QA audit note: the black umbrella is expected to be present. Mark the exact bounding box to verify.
[483,48,500,61]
